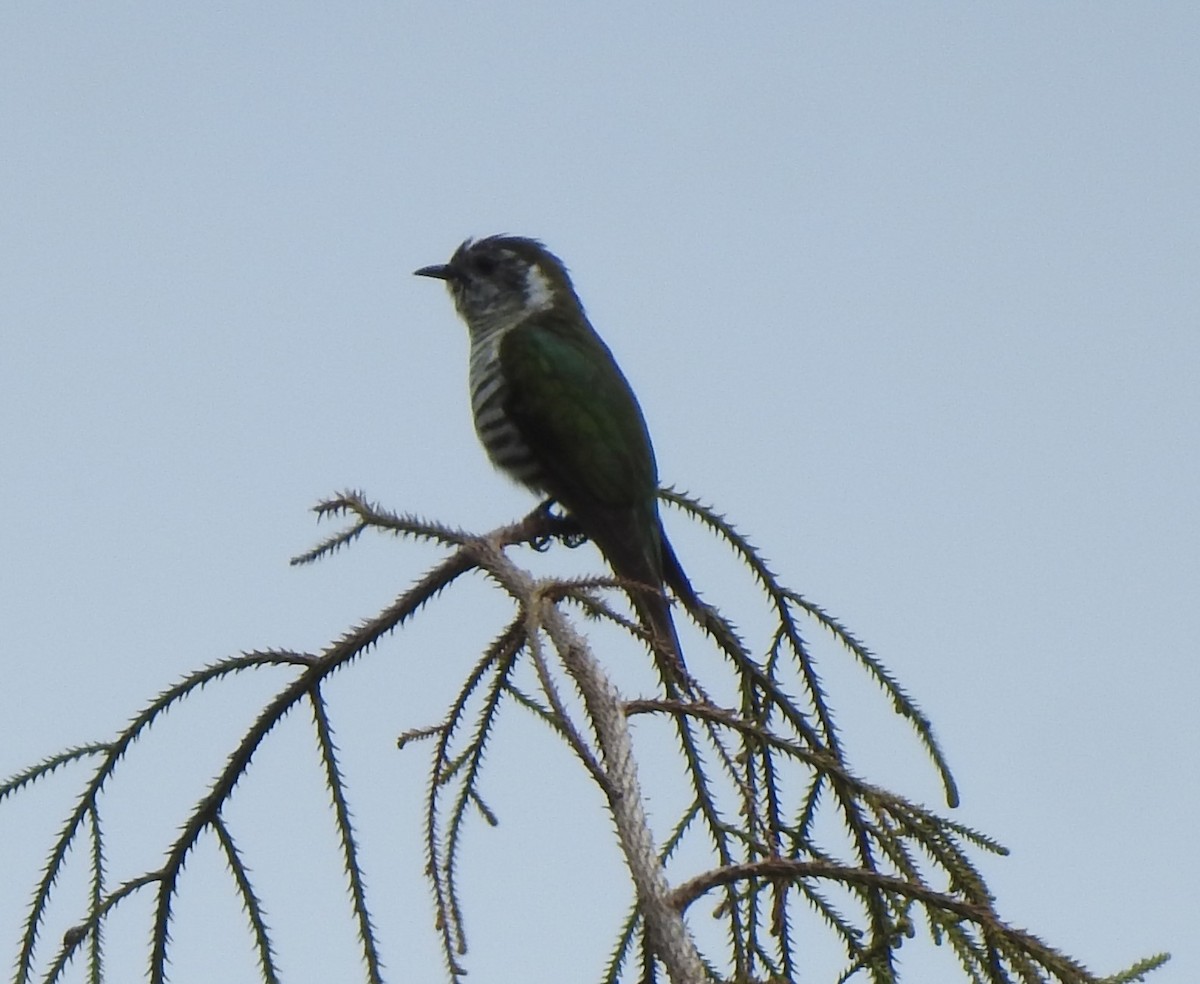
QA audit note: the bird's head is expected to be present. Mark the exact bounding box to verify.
[414,235,582,331]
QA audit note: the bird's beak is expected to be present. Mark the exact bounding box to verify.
[414,263,453,281]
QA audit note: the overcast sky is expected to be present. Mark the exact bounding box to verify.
[2,5,1197,983]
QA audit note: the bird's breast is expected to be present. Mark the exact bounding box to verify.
[468,331,545,490]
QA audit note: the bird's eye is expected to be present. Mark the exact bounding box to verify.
[473,255,497,276]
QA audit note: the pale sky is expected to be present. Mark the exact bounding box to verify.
[2,5,1197,983]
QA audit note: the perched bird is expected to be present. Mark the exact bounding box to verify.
[415,235,698,680]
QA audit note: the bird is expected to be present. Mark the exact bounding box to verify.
[414,235,698,682]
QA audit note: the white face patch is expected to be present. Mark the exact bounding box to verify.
[522,263,556,313]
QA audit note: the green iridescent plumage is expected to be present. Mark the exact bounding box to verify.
[416,235,697,679]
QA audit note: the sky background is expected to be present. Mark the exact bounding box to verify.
[2,4,1197,982]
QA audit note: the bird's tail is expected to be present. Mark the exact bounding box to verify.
[661,534,702,617]
[661,534,743,668]
[630,587,690,689]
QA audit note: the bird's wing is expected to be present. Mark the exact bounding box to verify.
[499,314,659,512]
[501,314,696,675]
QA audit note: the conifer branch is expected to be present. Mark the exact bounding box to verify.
[213,815,279,984]
[3,491,1167,984]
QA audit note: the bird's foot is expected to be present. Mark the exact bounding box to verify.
[527,500,587,552]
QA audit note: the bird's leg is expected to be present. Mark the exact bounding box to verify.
[525,499,587,552]
[526,499,587,552]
